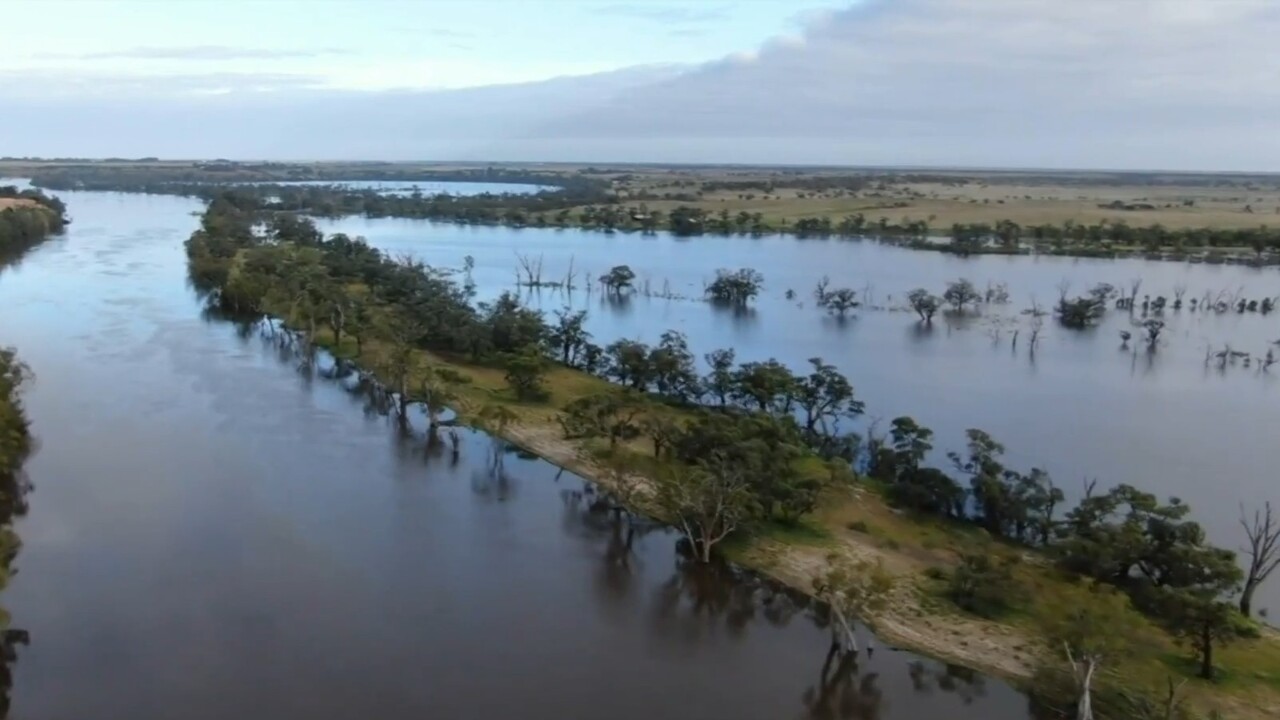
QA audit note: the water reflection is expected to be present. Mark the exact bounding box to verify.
[803,650,883,720]
[906,661,987,704]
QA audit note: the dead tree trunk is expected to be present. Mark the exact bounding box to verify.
[830,604,859,655]
[1064,645,1096,720]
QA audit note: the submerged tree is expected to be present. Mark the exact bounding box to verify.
[819,287,860,318]
[377,308,426,425]
[1141,319,1165,350]
[907,288,942,323]
[1056,295,1106,329]
[475,403,518,469]
[417,366,457,428]
[599,265,635,294]
[705,268,764,305]
[943,279,981,313]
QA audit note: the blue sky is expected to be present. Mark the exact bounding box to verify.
[3,0,839,91]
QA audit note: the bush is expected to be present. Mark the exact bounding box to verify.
[923,566,948,581]
[847,520,870,534]
[1028,665,1198,720]
[947,552,1026,618]
[436,368,472,385]
[503,346,548,401]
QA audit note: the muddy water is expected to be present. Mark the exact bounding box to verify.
[0,189,1033,718]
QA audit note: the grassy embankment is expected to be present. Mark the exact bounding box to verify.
[265,274,1280,720]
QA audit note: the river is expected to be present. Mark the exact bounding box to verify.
[0,190,1037,717]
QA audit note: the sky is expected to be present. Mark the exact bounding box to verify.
[1,0,827,92]
[2,0,1279,170]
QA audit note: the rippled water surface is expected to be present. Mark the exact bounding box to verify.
[0,186,1034,718]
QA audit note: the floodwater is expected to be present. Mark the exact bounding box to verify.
[0,187,1034,718]
[317,216,1280,613]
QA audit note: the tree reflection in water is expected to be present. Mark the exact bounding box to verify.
[559,481,666,602]
[470,438,519,502]
[802,647,884,720]
[649,549,810,646]
[906,660,988,704]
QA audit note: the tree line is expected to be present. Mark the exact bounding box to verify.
[944,219,1280,257]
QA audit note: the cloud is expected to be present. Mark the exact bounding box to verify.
[526,0,1280,169]
[0,65,687,159]
[423,28,475,39]
[593,3,730,24]
[45,45,351,61]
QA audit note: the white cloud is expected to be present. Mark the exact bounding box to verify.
[524,0,1280,169]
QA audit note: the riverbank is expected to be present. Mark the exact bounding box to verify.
[293,322,1280,720]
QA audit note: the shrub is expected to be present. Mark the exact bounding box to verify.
[947,552,1026,618]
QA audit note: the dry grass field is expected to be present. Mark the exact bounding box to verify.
[0,198,38,211]
[602,167,1280,231]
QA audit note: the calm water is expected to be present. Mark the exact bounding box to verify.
[0,188,1033,718]
[317,217,1280,613]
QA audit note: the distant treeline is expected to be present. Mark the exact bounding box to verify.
[943,220,1280,258]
